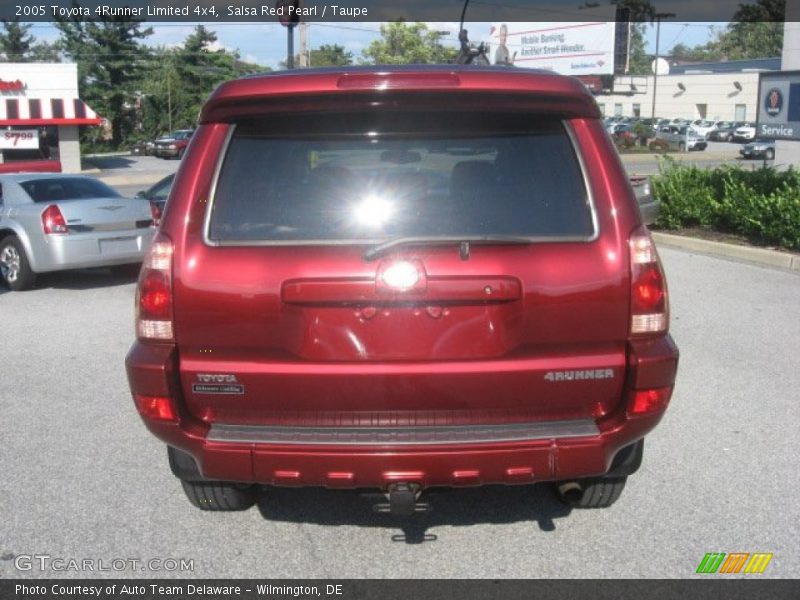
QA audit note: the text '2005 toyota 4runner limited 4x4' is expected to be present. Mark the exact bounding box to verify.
[125,66,679,515]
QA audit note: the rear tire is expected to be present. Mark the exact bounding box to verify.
[180,480,257,511]
[0,236,36,291]
[556,476,627,509]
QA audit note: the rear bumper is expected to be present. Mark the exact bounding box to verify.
[29,229,154,273]
[126,336,678,489]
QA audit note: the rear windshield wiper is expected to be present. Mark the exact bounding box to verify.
[363,236,532,261]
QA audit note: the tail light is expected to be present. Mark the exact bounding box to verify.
[149,202,162,227]
[134,394,177,422]
[629,226,669,336]
[628,386,673,417]
[41,204,68,234]
[136,232,173,341]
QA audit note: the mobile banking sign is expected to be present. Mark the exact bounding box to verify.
[757,70,800,141]
[485,22,616,76]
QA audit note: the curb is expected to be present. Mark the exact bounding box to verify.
[621,151,737,163]
[652,231,800,273]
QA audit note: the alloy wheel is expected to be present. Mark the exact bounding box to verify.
[0,244,20,283]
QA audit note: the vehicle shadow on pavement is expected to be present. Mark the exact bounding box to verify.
[84,156,137,170]
[35,268,139,290]
[255,484,572,543]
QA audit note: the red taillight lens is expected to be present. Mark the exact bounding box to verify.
[41,204,68,234]
[136,232,173,341]
[139,271,171,319]
[628,386,673,416]
[134,394,177,421]
[150,202,162,227]
[629,227,669,336]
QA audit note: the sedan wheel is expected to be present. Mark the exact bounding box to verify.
[0,237,36,291]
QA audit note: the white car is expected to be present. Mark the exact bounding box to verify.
[0,174,156,290]
[689,120,716,139]
[732,123,756,143]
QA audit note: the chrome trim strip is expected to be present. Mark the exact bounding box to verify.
[207,419,600,446]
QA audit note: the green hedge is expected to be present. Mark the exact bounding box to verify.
[652,158,800,250]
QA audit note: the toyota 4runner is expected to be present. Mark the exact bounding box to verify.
[125,66,679,515]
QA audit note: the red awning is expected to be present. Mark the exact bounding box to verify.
[0,97,102,126]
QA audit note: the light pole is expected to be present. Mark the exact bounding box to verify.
[651,13,675,119]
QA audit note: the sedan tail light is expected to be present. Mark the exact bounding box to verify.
[41,204,68,234]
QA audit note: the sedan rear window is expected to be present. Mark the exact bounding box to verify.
[208,112,594,243]
[20,177,121,202]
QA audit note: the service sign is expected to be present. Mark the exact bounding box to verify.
[757,70,800,141]
[485,22,615,76]
[0,129,39,150]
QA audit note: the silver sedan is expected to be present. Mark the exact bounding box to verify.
[0,174,156,290]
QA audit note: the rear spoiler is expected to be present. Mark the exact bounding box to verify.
[201,68,601,123]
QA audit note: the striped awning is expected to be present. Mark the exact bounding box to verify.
[0,97,102,126]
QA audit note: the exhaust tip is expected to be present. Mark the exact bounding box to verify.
[557,481,584,504]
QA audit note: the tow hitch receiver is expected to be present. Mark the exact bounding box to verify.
[373,483,431,517]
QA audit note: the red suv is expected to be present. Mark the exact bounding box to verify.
[126,66,678,515]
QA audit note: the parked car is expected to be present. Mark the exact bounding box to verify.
[739,138,775,160]
[732,123,756,143]
[707,122,736,142]
[651,125,707,152]
[689,120,716,139]
[126,66,678,515]
[135,173,174,222]
[0,174,157,290]
[153,129,194,159]
[629,175,659,225]
[609,123,637,146]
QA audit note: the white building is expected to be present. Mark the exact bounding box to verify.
[585,58,781,122]
[0,63,101,173]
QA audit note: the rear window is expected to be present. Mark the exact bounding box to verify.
[208,112,594,243]
[20,177,121,202]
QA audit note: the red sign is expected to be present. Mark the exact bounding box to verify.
[0,79,24,91]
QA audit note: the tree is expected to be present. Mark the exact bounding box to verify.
[310,44,353,67]
[716,0,785,60]
[56,6,153,148]
[0,19,34,61]
[361,22,457,65]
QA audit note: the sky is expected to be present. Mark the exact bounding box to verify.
[26,21,725,70]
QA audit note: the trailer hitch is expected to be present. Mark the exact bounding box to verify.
[373,483,431,517]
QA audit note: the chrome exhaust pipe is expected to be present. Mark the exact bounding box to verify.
[557,481,584,504]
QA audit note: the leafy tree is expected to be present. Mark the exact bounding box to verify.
[56,5,153,148]
[361,22,457,65]
[310,44,353,67]
[0,19,34,60]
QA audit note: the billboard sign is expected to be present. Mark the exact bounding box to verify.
[757,70,800,141]
[485,22,616,76]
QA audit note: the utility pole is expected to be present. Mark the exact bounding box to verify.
[651,13,675,119]
[299,21,308,67]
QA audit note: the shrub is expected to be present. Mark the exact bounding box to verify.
[652,159,800,250]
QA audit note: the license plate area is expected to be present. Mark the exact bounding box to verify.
[99,237,138,254]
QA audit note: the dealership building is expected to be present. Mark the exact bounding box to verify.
[0,62,101,173]
[586,58,783,122]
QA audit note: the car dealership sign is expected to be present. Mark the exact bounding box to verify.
[757,71,800,141]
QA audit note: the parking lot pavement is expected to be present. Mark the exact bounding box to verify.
[1,248,798,578]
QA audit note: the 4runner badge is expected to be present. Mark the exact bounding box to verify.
[544,369,614,382]
[193,373,244,395]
